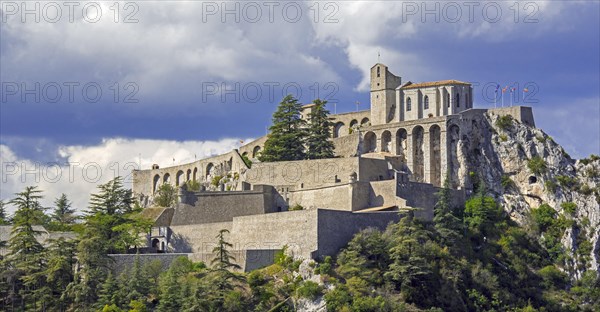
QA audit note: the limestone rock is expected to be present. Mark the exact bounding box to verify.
[455,112,600,278]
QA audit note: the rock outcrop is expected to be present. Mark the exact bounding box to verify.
[453,111,600,278]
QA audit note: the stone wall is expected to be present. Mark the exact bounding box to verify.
[287,183,353,211]
[396,180,465,220]
[109,253,190,275]
[170,186,277,226]
[487,106,535,127]
[333,133,360,157]
[243,157,359,189]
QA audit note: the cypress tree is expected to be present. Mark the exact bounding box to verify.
[259,94,307,162]
[306,99,335,159]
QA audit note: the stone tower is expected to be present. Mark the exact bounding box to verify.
[370,63,402,125]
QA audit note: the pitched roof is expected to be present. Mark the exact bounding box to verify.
[400,80,471,89]
[140,207,175,227]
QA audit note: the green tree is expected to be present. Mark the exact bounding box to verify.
[433,177,463,249]
[50,194,77,230]
[156,269,182,312]
[65,177,135,310]
[259,94,307,162]
[5,186,47,311]
[154,183,177,207]
[0,200,10,225]
[464,191,503,239]
[305,99,335,159]
[44,237,77,311]
[126,256,151,306]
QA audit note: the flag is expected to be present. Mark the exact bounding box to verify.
[510,87,516,93]
[523,88,529,92]
[494,84,500,93]
[502,86,508,93]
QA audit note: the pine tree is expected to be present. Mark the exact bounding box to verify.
[50,194,77,230]
[126,256,151,305]
[156,270,182,312]
[259,94,307,162]
[306,99,335,160]
[65,177,135,310]
[0,200,10,225]
[6,186,47,311]
[433,176,463,249]
[45,237,77,311]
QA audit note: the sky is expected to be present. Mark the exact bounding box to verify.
[1,1,599,213]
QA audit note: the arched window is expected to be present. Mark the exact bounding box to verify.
[407,97,412,111]
[377,66,381,78]
[424,95,429,109]
[455,93,460,107]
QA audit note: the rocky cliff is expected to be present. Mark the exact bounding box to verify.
[453,111,600,279]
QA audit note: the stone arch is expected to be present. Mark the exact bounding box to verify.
[163,173,171,184]
[153,174,161,193]
[412,126,424,182]
[360,118,370,126]
[363,131,377,153]
[206,163,214,178]
[448,124,461,188]
[381,130,392,153]
[396,128,408,161]
[186,169,191,181]
[333,122,346,138]
[242,152,248,158]
[176,170,185,186]
[193,167,198,181]
[429,124,442,187]
[349,119,358,130]
[252,146,261,158]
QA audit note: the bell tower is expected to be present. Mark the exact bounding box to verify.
[370,63,401,125]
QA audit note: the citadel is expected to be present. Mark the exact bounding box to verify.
[132,63,536,270]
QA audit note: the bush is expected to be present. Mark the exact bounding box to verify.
[154,183,177,207]
[315,256,333,275]
[579,184,593,196]
[241,154,252,168]
[538,265,568,290]
[296,281,322,299]
[495,115,514,131]
[211,175,222,187]
[499,134,508,142]
[185,179,200,191]
[585,167,599,179]
[536,135,547,143]
[544,180,558,193]
[531,204,556,232]
[289,204,304,211]
[556,175,578,190]
[527,156,547,175]
[560,202,576,215]
[501,175,515,191]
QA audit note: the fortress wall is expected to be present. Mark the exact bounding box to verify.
[333,133,360,157]
[287,183,353,211]
[368,180,405,208]
[133,150,248,199]
[238,136,268,159]
[170,187,276,226]
[358,157,392,181]
[230,209,320,259]
[351,182,372,211]
[169,221,233,253]
[243,157,359,189]
[315,210,400,259]
[487,106,535,127]
[109,253,190,275]
[397,181,465,220]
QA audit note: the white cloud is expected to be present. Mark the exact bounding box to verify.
[0,137,248,214]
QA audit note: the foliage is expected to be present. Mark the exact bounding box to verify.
[259,94,307,162]
[305,99,335,159]
[154,183,177,207]
[0,200,11,225]
[527,156,547,175]
[48,193,77,231]
[185,179,200,191]
[560,202,577,215]
[495,115,514,131]
[289,204,304,211]
[545,180,558,193]
[240,153,252,168]
[296,281,322,299]
[501,174,515,191]
[556,175,579,190]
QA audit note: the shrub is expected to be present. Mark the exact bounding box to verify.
[531,204,556,232]
[560,202,577,215]
[241,154,252,168]
[315,256,333,275]
[211,175,222,187]
[495,115,514,131]
[296,281,322,299]
[527,156,547,175]
[579,184,593,196]
[544,180,557,193]
[185,179,200,191]
[538,265,568,289]
[290,204,304,211]
[499,134,508,142]
[501,175,515,191]
[585,167,599,179]
[154,183,177,207]
[556,175,578,190]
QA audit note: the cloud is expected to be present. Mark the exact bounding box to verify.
[0,137,248,214]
